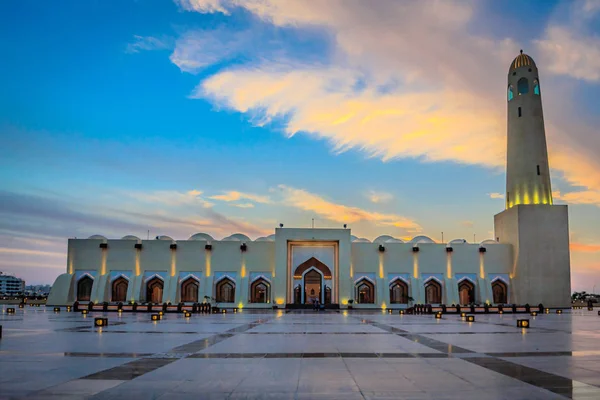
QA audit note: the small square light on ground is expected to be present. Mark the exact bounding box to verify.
[18,304,24,308]
[158,311,164,316]
[54,307,60,312]
[517,319,529,328]
[151,314,160,321]
[81,310,88,315]
[556,309,563,314]
[222,309,227,314]
[545,308,550,314]
[531,311,538,316]
[435,312,442,319]
[399,310,405,315]
[498,310,503,314]
[466,315,475,322]
[66,306,71,312]
[6,308,15,314]
[460,312,467,318]
[184,311,191,318]
[94,317,108,327]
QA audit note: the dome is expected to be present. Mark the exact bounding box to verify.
[189,233,214,241]
[88,235,107,240]
[222,233,251,242]
[350,235,358,241]
[352,237,371,243]
[510,50,536,71]
[385,238,404,243]
[121,235,140,241]
[157,235,173,241]
[255,236,275,242]
[449,239,467,245]
[480,239,499,245]
[410,235,435,244]
[374,235,396,244]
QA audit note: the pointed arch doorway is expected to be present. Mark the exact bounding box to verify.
[293,256,332,305]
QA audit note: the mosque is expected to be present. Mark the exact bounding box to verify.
[47,52,571,309]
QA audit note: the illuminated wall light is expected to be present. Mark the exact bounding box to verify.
[479,252,485,279]
[170,248,177,277]
[413,252,419,278]
[341,299,348,305]
[135,249,141,276]
[276,298,284,305]
[100,247,107,275]
[446,252,452,278]
[378,253,384,279]
[381,302,387,311]
[205,251,211,277]
[350,261,354,278]
[237,302,244,310]
[240,255,246,278]
[68,246,74,275]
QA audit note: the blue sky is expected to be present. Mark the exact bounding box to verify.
[1,0,600,289]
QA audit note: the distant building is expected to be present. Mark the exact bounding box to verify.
[25,284,52,296]
[0,272,25,295]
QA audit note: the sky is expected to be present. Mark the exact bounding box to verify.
[0,0,599,290]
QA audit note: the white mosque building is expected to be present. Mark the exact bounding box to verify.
[47,52,571,309]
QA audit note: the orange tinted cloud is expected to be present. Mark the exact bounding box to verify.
[571,243,600,253]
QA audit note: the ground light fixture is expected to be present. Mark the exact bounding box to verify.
[466,315,475,322]
[498,310,503,314]
[6,308,15,314]
[460,312,467,318]
[151,314,160,321]
[435,312,442,319]
[184,311,192,318]
[54,307,60,313]
[517,319,530,328]
[18,304,24,309]
[556,309,563,314]
[531,311,538,316]
[222,309,227,314]
[81,310,88,315]
[545,308,550,314]
[66,306,71,312]
[399,310,405,315]
[94,317,108,327]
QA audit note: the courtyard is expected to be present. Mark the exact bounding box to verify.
[1,307,600,399]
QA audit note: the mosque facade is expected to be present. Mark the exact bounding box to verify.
[47,52,571,309]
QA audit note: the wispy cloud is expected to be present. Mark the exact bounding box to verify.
[571,243,600,253]
[126,35,173,54]
[367,191,393,204]
[488,193,505,199]
[460,221,474,228]
[209,191,271,204]
[278,185,421,234]
[0,248,64,257]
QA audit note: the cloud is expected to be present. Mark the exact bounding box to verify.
[233,203,255,208]
[126,35,173,54]
[175,0,600,211]
[209,191,271,204]
[0,248,64,258]
[124,189,213,208]
[553,189,600,206]
[488,192,505,199]
[278,185,421,233]
[571,243,600,253]
[367,191,393,204]
[460,221,474,228]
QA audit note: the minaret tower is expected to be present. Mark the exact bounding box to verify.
[505,50,552,208]
[494,51,571,308]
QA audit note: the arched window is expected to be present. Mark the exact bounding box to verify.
[77,276,93,302]
[517,77,529,95]
[181,277,199,303]
[216,277,235,303]
[389,279,409,304]
[250,278,270,303]
[492,280,508,304]
[111,277,128,302]
[533,79,540,95]
[424,279,442,304]
[507,85,514,101]
[458,280,475,305]
[146,277,164,304]
[355,278,375,304]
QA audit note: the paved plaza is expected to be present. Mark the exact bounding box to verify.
[2,307,600,399]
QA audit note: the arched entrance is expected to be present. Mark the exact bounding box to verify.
[293,257,332,304]
[77,276,93,302]
[250,278,270,303]
[146,277,164,304]
[390,279,409,304]
[458,279,475,305]
[215,277,235,303]
[181,277,199,303]
[111,277,128,302]
[355,278,375,304]
[424,279,442,304]
[492,280,508,304]
[304,269,322,304]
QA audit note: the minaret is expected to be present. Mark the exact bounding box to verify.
[494,51,570,308]
[505,50,552,208]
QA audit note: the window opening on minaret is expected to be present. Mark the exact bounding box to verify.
[537,165,540,175]
[533,79,540,95]
[517,77,529,95]
[508,85,514,101]
[518,107,522,117]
